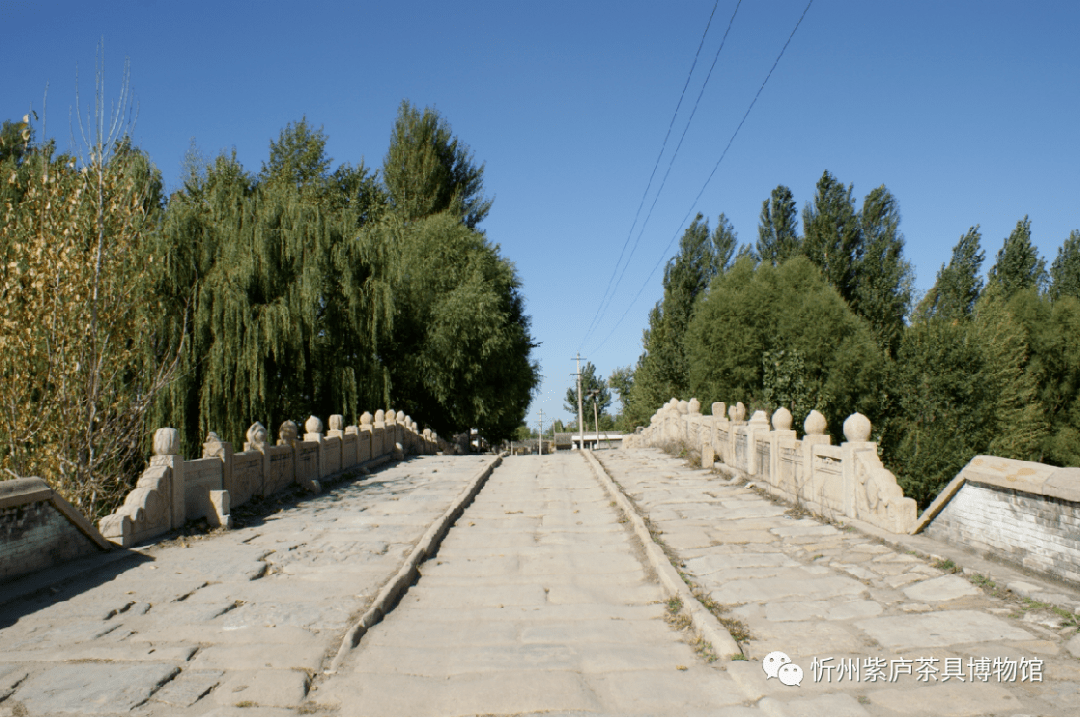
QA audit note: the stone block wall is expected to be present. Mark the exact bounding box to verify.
[1,477,111,583]
[917,457,1080,584]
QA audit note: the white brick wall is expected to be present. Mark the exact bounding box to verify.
[924,481,1080,583]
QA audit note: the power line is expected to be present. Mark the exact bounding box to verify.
[583,0,744,349]
[578,0,721,350]
[588,0,815,355]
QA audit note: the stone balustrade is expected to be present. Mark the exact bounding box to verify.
[98,409,449,548]
[624,398,918,534]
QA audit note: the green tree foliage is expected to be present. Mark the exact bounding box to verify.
[885,283,1052,509]
[382,100,492,229]
[564,361,611,421]
[151,110,536,455]
[378,211,539,443]
[883,318,990,508]
[622,213,725,426]
[607,365,634,430]
[988,216,1048,299]
[712,213,738,274]
[685,256,887,435]
[756,185,800,267]
[801,170,862,305]
[995,288,1080,467]
[149,122,392,456]
[853,186,913,356]
[1049,230,1080,302]
[914,226,985,322]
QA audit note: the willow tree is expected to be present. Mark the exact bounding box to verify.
[151,121,390,453]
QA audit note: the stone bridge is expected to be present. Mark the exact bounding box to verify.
[2,445,1079,716]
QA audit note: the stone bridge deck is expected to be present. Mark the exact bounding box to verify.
[1,450,1078,716]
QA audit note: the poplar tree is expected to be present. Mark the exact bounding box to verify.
[756,185,800,267]
[914,226,985,323]
[853,185,913,356]
[1049,230,1080,302]
[801,170,862,304]
[382,100,491,229]
[988,216,1048,299]
[623,213,722,424]
[712,213,738,274]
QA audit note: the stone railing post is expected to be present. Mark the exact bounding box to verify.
[769,407,797,490]
[385,409,401,460]
[201,431,233,528]
[359,412,373,462]
[727,402,746,471]
[304,415,325,478]
[800,410,831,503]
[373,410,386,458]
[745,410,770,476]
[327,414,347,471]
[841,413,875,519]
[150,428,186,530]
[242,421,271,503]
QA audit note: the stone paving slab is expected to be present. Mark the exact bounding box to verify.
[0,455,497,715]
[597,448,1080,717]
[312,453,750,715]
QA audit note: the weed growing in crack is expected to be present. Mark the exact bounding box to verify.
[1015,598,1080,627]
[692,588,755,644]
[934,558,961,574]
[693,637,719,663]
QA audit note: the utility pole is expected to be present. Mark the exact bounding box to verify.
[593,392,600,450]
[538,408,544,456]
[572,354,584,451]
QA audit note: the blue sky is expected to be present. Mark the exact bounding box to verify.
[4,0,1079,430]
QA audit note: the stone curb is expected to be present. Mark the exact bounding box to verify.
[326,453,504,673]
[580,450,742,660]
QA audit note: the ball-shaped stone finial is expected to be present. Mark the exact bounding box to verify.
[843,412,872,443]
[360,411,373,427]
[329,414,344,432]
[728,405,738,422]
[153,428,180,456]
[735,402,746,422]
[677,400,689,415]
[712,402,726,418]
[374,409,385,423]
[279,420,299,443]
[688,398,701,415]
[396,410,407,422]
[305,415,323,434]
[803,410,827,436]
[772,407,793,431]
